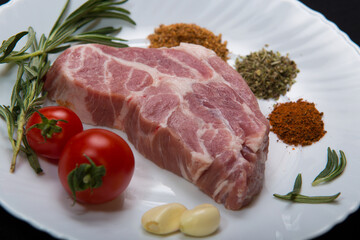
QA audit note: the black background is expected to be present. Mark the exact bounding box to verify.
[0,0,359,239]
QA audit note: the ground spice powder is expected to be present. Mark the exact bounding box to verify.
[148,23,229,61]
[268,99,326,146]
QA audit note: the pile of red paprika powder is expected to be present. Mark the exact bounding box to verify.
[268,99,326,146]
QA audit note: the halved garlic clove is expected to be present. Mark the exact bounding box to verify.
[179,203,220,237]
[141,203,187,235]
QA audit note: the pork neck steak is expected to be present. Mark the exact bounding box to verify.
[44,43,270,210]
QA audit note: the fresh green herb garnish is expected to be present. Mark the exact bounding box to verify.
[312,147,347,186]
[0,0,135,173]
[273,174,341,203]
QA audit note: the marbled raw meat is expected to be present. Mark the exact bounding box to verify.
[44,43,270,210]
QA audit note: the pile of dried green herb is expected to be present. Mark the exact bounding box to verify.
[235,47,299,100]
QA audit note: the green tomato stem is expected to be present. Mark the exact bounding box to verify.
[83,174,92,184]
[67,154,106,204]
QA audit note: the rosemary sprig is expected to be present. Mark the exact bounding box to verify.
[274,192,341,203]
[0,0,135,173]
[312,147,347,186]
[273,174,341,203]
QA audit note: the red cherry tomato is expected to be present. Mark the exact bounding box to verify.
[25,106,83,160]
[58,128,135,204]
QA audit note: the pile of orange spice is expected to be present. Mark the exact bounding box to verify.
[148,23,229,61]
[268,99,326,146]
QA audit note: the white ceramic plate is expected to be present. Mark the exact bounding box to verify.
[1,0,359,239]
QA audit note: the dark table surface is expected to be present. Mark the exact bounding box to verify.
[0,0,359,239]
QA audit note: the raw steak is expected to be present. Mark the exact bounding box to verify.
[44,43,270,210]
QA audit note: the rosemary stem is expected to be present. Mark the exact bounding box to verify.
[5,119,16,151]
[10,110,26,173]
[2,50,44,63]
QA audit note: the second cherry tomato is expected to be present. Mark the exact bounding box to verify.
[58,128,135,204]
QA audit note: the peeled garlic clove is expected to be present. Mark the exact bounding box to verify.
[179,203,220,237]
[141,203,187,235]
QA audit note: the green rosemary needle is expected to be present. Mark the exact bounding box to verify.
[0,0,135,173]
[312,148,347,186]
